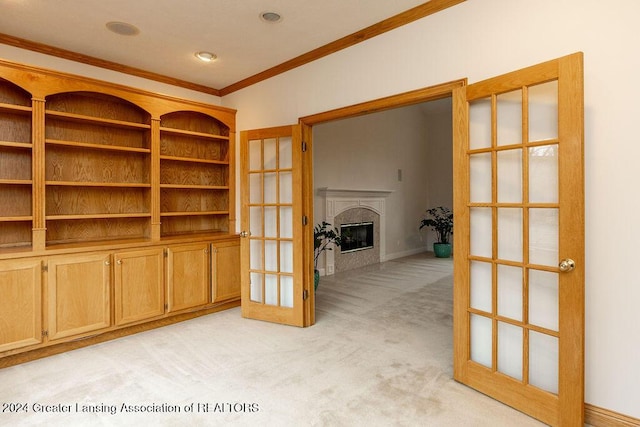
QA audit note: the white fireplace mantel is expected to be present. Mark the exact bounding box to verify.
[319,188,393,275]
[318,188,394,198]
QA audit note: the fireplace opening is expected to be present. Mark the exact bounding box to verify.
[340,222,374,253]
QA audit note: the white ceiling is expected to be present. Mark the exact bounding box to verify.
[0,0,429,91]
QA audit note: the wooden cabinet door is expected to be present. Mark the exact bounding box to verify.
[0,259,42,353]
[166,243,210,312]
[212,240,240,303]
[47,253,111,341]
[114,248,164,326]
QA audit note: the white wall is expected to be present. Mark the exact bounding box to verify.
[312,100,453,266]
[222,0,640,418]
[3,0,639,417]
[313,104,430,263]
[423,99,453,245]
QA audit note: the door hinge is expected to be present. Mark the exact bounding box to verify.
[302,141,307,152]
[302,215,308,226]
[42,264,48,272]
[303,290,309,301]
[41,330,48,338]
[164,303,168,310]
[163,248,168,258]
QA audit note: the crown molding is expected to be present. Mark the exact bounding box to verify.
[0,32,221,97]
[0,0,465,97]
[219,0,466,96]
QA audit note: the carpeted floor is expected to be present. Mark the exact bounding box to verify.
[0,253,545,426]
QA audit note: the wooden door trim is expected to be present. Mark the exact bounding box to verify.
[301,122,314,326]
[300,79,466,125]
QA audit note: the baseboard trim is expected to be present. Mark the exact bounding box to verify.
[586,404,640,427]
[384,247,430,261]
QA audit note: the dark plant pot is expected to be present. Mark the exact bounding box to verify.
[314,270,320,291]
[433,243,452,258]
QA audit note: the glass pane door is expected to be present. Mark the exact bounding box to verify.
[240,126,304,326]
[467,80,561,392]
[454,53,584,426]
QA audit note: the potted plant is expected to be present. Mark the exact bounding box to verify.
[314,221,342,291]
[419,206,453,258]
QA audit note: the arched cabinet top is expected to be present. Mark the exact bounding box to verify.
[160,110,229,137]
[45,91,152,125]
[0,76,32,107]
[0,58,235,131]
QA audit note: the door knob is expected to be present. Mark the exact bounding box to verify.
[240,230,251,238]
[558,258,576,272]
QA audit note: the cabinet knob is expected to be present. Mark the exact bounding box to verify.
[117,259,122,265]
[105,261,110,266]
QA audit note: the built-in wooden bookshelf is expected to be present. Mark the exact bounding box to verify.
[44,92,153,246]
[0,62,236,251]
[0,60,240,366]
[0,78,33,249]
[159,111,231,237]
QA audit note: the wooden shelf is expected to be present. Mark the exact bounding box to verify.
[0,179,32,185]
[46,110,151,130]
[0,102,31,114]
[160,155,228,165]
[159,126,229,140]
[46,139,151,154]
[0,141,32,150]
[46,181,151,188]
[46,213,151,221]
[160,184,228,190]
[0,216,32,222]
[160,211,229,217]
[159,110,231,237]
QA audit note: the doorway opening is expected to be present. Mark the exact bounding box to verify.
[301,80,465,289]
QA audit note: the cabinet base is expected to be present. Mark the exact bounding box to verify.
[0,299,240,369]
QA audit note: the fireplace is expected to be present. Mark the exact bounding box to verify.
[320,188,392,275]
[340,222,374,253]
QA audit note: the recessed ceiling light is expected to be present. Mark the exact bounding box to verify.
[105,21,140,36]
[260,11,282,23]
[195,51,218,63]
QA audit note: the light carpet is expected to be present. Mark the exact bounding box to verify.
[0,253,545,426]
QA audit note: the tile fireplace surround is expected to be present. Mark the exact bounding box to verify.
[319,188,392,276]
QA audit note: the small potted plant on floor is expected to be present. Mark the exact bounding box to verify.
[419,206,453,258]
[314,221,342,291]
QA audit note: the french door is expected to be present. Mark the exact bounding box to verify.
[239,125,306,326]
[453,53,584,426]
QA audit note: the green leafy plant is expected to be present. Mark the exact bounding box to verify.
[419,206,453,244]
[314,221,342,270]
